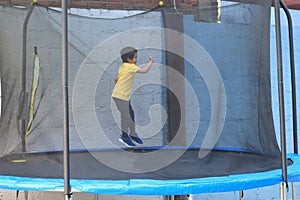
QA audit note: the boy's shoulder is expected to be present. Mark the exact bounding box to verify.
[122,62,136,66]
[121,63,138,69]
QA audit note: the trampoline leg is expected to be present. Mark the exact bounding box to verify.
[25,191,28,200]
[65,193,73,200]
[166,195,187,200]
[280,182,287,200]
[239,190,244,200]
[292,182,296,200]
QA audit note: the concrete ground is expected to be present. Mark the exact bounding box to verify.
[0,190,164,200]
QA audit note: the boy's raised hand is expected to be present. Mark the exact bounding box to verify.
[148,54,153,62]
[137,54,153,73]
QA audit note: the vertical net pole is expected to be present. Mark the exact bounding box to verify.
[61,0,71,199]
[21,2,35,154]
[279,0,298,154]
[274,0,288,185]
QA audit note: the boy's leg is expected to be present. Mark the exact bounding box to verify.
[128,101,136,136]
[113,98,136,147]
[113,98,131,134]
[113,98,142,145]
[128,101,143,144]
[113,98,128,136]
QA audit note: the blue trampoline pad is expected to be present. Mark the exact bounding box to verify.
[0,148,299,195]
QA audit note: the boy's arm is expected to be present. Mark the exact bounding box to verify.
[137,54,153,73]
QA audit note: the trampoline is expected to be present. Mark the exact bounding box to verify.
[0,149,299,195]
[0,0,299,198]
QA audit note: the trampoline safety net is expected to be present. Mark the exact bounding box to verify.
[0,0,286,183]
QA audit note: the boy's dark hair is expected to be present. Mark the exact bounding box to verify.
[121,47,137,63]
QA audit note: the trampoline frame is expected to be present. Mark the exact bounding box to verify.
[0,153,299,195]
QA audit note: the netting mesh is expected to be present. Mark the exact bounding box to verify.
[0,0,281,179]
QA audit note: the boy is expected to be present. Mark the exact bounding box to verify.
[112,47,153,147]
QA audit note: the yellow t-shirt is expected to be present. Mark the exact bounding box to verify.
[112,63,140,101]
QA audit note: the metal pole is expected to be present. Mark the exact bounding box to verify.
[21,2,35,154]
[292,182,296,200]
[239,190,243,200]
[280,0,298,154]
[62,0,71,199]
[274,0,288,186]
[280,182,287,200]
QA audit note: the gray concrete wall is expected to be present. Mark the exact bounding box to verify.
[0,5,165,153]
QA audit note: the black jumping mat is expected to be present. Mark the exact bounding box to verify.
[0,147,289,180]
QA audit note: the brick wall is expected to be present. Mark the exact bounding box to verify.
[0,0,199,10]
[0,0,299,11]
